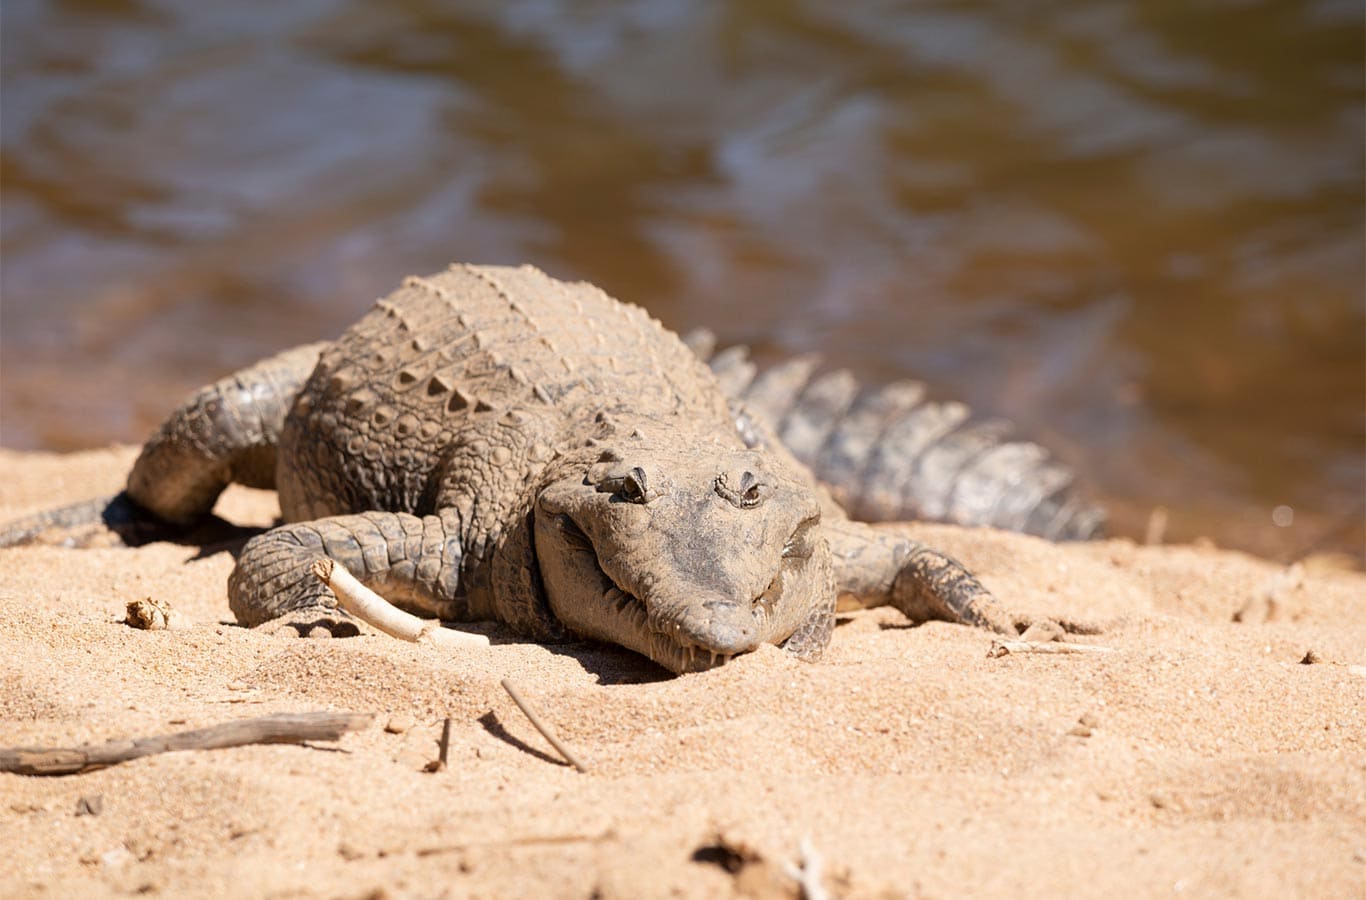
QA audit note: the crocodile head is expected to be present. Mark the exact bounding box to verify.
[534,430,834,673]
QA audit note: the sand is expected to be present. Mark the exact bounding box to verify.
[1,446,1362,898]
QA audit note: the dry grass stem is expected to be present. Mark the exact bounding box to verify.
[500,678,590,773]
[988,639,1115,658]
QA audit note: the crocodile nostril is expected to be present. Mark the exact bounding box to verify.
[715,468,766,509]
[699,621,755,655]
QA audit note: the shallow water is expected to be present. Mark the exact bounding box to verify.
[1,0,1362,562]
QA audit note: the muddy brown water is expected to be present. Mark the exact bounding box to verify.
[1,1,1362,564]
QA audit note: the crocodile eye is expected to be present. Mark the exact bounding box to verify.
[621,467,648,504]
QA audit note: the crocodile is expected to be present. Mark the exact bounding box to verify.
[0,264,1084,673]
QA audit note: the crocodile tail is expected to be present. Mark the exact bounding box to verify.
[682,329,1105,541]
[0,492,171,547]
[0,490,266,549]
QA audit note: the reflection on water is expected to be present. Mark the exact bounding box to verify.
[1,0,1362,562]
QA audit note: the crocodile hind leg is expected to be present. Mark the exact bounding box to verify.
[0,342,327,548]
[823,516,1020,636]
[126,341,330,524]
[228,509,466,637]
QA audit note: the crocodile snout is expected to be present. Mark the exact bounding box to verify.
[675,598,760,656]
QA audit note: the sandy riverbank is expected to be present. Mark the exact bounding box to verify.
[1,446,1362,898]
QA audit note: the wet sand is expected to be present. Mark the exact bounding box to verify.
[1,446,1363,898]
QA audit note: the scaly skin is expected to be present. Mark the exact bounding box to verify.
[684,330,1106,541]
[0,264,1034,673]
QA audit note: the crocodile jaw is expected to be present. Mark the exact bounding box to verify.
[534,509,828,674]
[533,510,729,673]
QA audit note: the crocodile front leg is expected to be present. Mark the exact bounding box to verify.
[823,516,1018,635]
[228,509,467,635]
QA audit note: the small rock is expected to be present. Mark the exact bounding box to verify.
[385,713,416,734]
[1300,649,1323,665]
[1020,620,1065,643]
[75,795,103,817]
[100,846,134,868]
[1067,712,1099,738]
[125,597,184,630]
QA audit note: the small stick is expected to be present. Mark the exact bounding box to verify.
[500,678,590,773]
[988,639,1115,658]
[1234,562,1303,624]
[0,711,373,776]
[425,717,453,773]
[782,836,829,900]
[311,559,489,648]
[438,716,452,767]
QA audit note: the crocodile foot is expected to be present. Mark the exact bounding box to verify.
[253,608,362,639]
[1012,614,1108,640]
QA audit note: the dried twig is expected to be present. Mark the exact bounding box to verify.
[424,717,453,773]
[987,639,1115,658]
[500,678,590,773]
[1234,562,1303,624]
[415,829,615,857]
[782,836,829,900]
[0,711,373,776]
[310,558,489,648]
